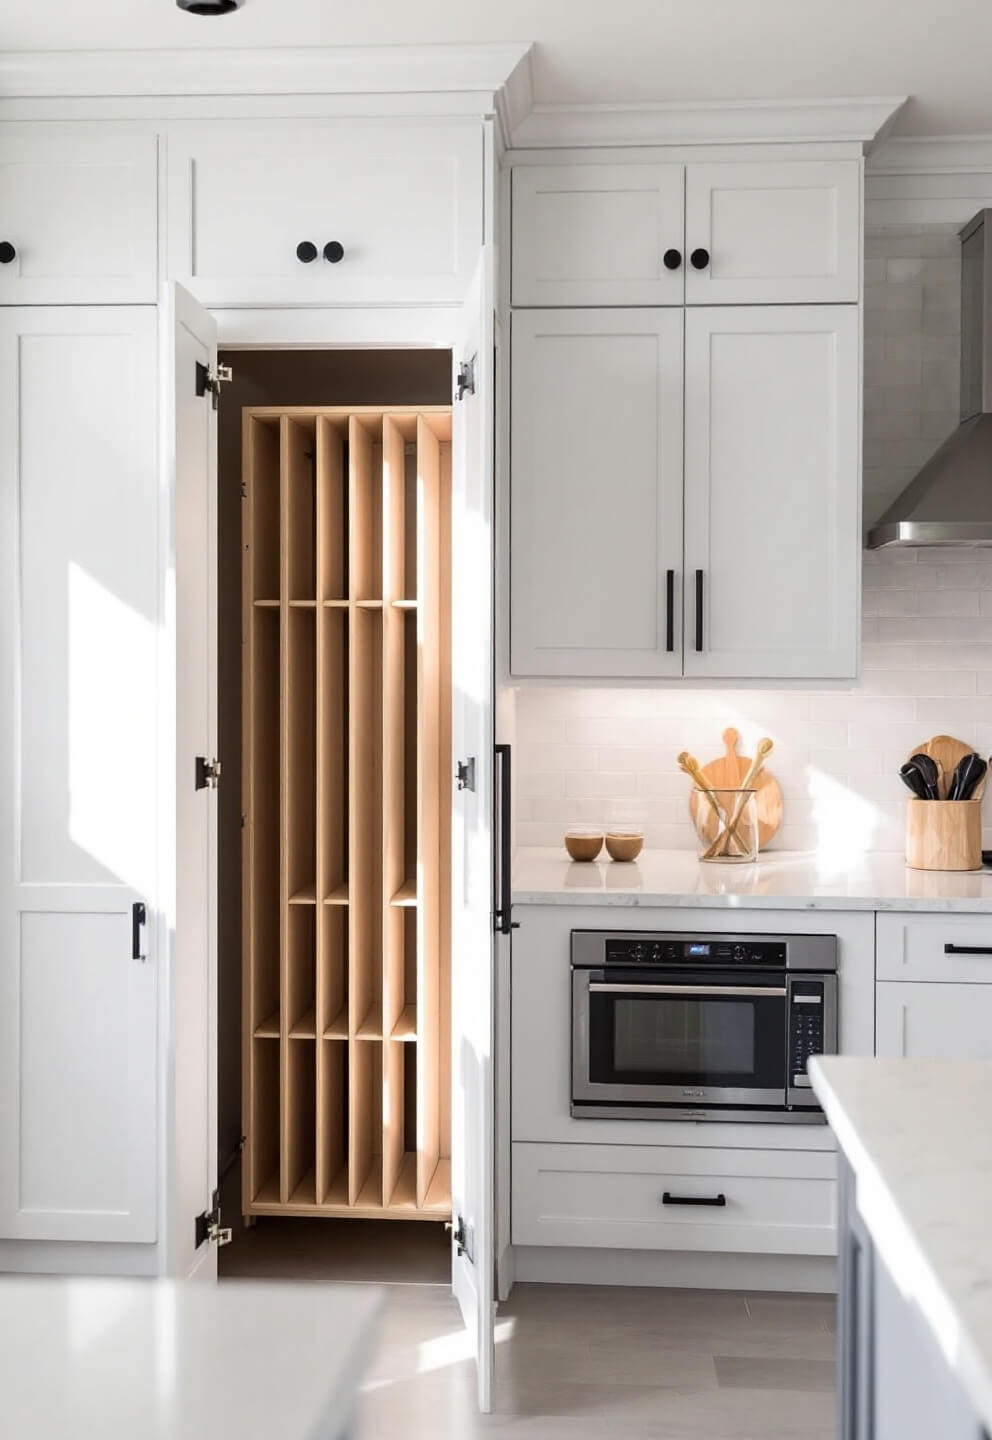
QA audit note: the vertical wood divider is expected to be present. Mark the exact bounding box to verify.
[382,415,405,1207]
[416,417,442,1208]
[278,416,292,1203]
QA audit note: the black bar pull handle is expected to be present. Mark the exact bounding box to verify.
[665,570,675,652]
[662,1191,726,1208]
[132,901,147,962]
[944,943,992,955]
[494,744,517,936]
[695,569,704,652]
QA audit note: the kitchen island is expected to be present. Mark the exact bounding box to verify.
[810,1056,992,1440]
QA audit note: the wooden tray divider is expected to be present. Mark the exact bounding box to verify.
[415,417,442,1208]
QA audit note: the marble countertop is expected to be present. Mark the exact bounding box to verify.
[810,1056,992,1433]
[0,1277,384,1439]
[512,847,992,912]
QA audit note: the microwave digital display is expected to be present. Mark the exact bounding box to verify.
[687,943,710,957]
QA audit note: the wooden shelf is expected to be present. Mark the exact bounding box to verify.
[243,404,451,1225]
[390,1005,418,1041]
[390,875,418,907]
[289,1007,316,1039]
[355,1002,382,1040]
[323,1007,348,1040]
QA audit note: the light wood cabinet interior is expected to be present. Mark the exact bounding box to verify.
[243,405,451,1219]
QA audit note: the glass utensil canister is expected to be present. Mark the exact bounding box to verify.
[692,787,759,864]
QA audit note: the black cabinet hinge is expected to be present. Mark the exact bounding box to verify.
[195,360,233,411]
[195,756,222,791]
[455,356,476,401]
[446,1214,474,1263]
[195,1189,232,1250]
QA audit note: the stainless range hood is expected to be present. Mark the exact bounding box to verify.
[867,208,992,548]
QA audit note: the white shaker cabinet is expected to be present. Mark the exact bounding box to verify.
[0,129,158,305]
[684,160,861,305]
[510,308,685,678]
[0,308,159,1243]
[683,305,860,680]
[166,119,482,307]
[876,982,992,1060]
[511,164,686,307]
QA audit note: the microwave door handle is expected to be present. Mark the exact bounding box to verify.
[588,983,788,998]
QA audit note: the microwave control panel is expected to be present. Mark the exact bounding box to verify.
[789,981,826,1088]
[603,936,787,967]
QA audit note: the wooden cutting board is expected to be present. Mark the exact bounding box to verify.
[688,728,783,850]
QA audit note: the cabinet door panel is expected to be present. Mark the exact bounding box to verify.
[686,161,860,304]
[167,120,480,307]
[511,309,684,677]
[0,309,158,1242]
[512,164,685,306]
[0,129,157,304]
[876,981,992,1060]
[683,305,860,680]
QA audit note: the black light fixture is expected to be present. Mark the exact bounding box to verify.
[177,0,243,13]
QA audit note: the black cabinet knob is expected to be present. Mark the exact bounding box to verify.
[663,248,682,271]
[296,241,318,263]
[323,241,344,264]
[690,247,710,270]
[0,242,16,265]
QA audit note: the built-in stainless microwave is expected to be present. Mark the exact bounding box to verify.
[571,930,838,1123]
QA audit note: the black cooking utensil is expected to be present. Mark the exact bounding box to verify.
[907,753,941,800]
[899,761,930,799]
[948,752,987,802]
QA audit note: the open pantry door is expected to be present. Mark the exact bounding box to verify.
[449,251,497,1411]
[163,283,220,1279]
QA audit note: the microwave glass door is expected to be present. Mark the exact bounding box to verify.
[585,971,787,1100]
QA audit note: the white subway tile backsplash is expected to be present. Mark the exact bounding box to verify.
[513,227,992,855]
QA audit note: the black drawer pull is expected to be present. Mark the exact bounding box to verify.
[944,943,992,955]
[695,569,704,651]
[662,1191,726,1208]
[665,569,675,652]
[323,241,344,263]
[663,248,682,271]
[296,241,318,263]
[0,242,15,265]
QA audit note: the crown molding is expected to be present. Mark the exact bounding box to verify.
[0,42,533,107]
[868,135,992,175]
[509,96,907,150]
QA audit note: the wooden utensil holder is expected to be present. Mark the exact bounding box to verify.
[905,799,982,872]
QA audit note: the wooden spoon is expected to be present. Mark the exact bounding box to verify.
[680,751,748,858]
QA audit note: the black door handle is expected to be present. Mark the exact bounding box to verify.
[944,943,992,955]
[0,242,15,265]
[494,745,517,936]
[690,247,710,270]
[296,241,318,263]
[323,241,344,263]
[132,901,147,962]
[665,570,675,652]
[663,248,682,270]
[662,1192,726,1207]
[695,570,704,651]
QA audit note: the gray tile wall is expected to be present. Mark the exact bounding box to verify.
[516,226,992,854]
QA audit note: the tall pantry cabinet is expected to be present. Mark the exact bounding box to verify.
[509,156,863,681]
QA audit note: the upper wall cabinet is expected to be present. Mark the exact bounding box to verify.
[166,120,482,307]
[511,164,685,307]
[512,158,860,307]
[0,130,158,305]
[511,308,684,677]
[684,161,860,304]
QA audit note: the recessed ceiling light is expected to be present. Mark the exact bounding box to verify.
[177,0,243,13]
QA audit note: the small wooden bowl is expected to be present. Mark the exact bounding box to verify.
[605,831,644,862]
[565,831,604,862]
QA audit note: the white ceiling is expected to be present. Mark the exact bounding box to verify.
[1,0,989,137]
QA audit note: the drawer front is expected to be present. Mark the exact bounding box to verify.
[512,1142,837,1255]
[512,163,685,307]
[0,130,157,304]
[166,120,481,307]
[684,160,860,304]
[876,980,992,1060]
[876,913,992,983]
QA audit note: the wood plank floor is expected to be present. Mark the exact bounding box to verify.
[220,1220,836,1439]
